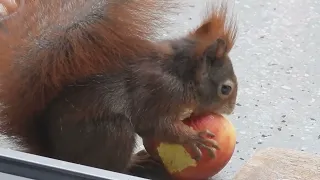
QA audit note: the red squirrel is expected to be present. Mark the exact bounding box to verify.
[0,0,238,179]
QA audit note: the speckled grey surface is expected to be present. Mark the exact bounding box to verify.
[135,0,320,179]
[0,0,319,180]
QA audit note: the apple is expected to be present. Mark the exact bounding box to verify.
[143,113,236,180]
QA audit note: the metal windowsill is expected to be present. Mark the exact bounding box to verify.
[0,147,147,180]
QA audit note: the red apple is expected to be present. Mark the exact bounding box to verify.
[143,113,236,180]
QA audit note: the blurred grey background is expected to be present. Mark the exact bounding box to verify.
[0,0,319,179]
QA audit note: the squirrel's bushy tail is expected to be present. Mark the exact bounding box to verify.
[0,0,180,149]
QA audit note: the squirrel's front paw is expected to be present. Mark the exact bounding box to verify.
[186,130,220,161]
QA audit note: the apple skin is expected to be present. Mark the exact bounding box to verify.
[143,113,236,180]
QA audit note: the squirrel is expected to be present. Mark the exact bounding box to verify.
[0,0,238,179]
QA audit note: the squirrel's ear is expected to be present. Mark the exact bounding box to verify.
[192,21,213,39]
[188,3,237,57]
[203,38,227,59]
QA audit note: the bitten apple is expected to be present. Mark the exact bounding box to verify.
[143,113,236,180]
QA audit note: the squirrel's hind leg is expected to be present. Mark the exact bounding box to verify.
[128,150,172,180]
[41,87,136,173]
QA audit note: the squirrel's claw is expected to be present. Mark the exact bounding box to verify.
[187,129,220,161]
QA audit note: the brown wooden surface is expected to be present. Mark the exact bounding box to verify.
[233,147,320,180]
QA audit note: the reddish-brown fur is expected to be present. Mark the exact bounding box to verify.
[189,2,237,56]
[0,0,179,150]
[0,0,238,179]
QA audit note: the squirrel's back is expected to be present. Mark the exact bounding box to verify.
[0,0,178,151]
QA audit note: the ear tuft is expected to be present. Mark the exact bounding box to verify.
[188,1,237,56]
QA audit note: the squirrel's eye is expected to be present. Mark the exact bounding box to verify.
[218,79,234,98]
[221,85,232,95]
